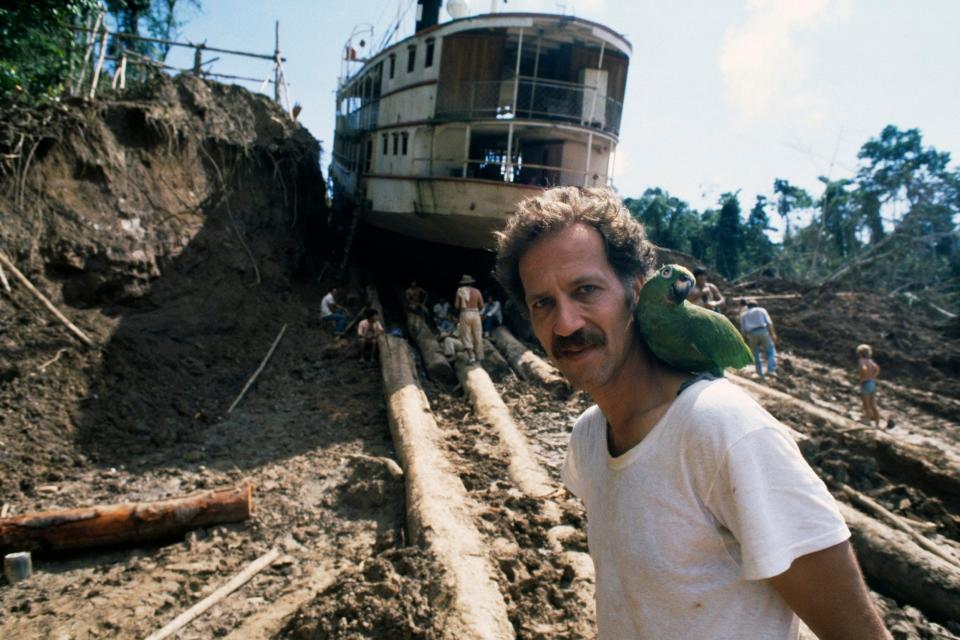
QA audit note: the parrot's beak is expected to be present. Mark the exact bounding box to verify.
[670,279,693,304]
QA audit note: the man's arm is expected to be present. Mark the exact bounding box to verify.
[708,283,725,308]
[767,541,890,640]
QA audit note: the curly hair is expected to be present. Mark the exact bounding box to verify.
[495,187,656,306]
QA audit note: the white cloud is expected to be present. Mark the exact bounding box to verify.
[718,0,851,121]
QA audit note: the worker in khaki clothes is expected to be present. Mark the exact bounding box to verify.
[454,274,484,364]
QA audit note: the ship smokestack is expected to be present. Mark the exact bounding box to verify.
[416,0,442,32]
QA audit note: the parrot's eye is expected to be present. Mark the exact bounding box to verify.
[659,266,673,279]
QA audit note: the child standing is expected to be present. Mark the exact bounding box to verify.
[856,344,881,427]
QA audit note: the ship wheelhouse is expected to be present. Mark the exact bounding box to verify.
[332,11,631,248]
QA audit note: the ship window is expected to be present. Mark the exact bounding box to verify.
[382,133,388,155]
[392,132,399,155]
[401,132,409,155]
[407,46,416,73]
[425,40,435,68]
[389,54,396,79]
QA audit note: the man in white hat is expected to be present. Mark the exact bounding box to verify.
[454,274,484,363]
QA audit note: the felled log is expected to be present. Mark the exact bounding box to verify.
[378,332,513,639]
[453,356,556,499]
[0,485,253,554]
[840,484,958,567]
[405,312,455,384]
[839,502,960,624]
[480,338,512,382]
[490,326,570,398]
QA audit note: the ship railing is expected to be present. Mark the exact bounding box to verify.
[435,78,623,135]
[419,157,611,188]
[336,102,381,132]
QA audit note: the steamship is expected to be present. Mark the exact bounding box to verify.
[330,0,631,249]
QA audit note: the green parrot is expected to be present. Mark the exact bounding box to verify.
[637,264,753,377]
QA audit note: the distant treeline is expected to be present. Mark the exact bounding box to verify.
[625,125,960,315]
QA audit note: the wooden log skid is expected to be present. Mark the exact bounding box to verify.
[406,312,455,384]
[480,338,513,382]
[839,502,960,623]
[0,485,253,554]
[453,357,556,499]
[378,334,513,639]
[490,326,570,398]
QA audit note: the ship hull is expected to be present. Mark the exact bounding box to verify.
[359,175,544,249]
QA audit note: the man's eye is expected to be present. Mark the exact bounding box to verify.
[530,298,550,310]
[577,285,597,295]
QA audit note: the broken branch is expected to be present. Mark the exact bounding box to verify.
[227,323,287,414]
[0,251,96,348]
[145,547,280,640]
[38,348,68,372]
[0,259,10,293]
[840,484,959,568]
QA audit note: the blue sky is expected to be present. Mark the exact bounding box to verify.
[165,0,960,232]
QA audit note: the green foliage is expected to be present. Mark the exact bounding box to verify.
[0,0,99,101]
[714,192,741,279]
[772,178,813,240]
[624,188,707,260]
[105,0,199,62]
[626,125,958,313]
[743,195,776,269]
[0,0,200,102]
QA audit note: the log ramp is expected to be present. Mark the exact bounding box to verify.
[405,311,456,384]
[369,288,513,639]
[490,326,570,398]
[381,287,601,636]
[840,503,960,622]
[452,356,556,500]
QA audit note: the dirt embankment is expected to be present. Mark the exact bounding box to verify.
[0,74,327,499]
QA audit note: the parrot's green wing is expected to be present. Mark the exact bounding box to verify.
[683,303,754,375]
[640,306,746,376]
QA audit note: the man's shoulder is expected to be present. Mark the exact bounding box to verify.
[672,379,784,448]
[571,405,605,440]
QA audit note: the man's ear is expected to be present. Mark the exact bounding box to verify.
[633,276,644,301]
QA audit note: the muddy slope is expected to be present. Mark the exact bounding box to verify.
[0,74,327,498]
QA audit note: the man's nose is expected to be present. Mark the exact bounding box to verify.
[553,298,585,337]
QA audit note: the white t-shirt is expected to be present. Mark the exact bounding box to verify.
[740,306,773,333]
[320,292,336,318]
[562,378,849,640]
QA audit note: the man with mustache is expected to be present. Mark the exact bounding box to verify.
[495,187,889,640]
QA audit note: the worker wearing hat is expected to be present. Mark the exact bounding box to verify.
[454,274,484,363]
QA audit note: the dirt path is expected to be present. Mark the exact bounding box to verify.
[0,293,405,639]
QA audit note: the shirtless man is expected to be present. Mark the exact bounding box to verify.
[454,274,484,363]
[689,266,725,311]
[404,281,428,317]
